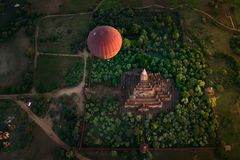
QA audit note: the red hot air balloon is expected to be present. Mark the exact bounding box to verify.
[87,26,122,59]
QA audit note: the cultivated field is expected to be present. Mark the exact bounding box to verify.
[35,55,84,93]
[38,14,91,54]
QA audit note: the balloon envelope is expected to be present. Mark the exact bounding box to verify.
[87,26,122,59]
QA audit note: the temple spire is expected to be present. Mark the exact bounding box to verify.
[141,69,148,82]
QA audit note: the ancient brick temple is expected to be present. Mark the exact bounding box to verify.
[124,69,173,112]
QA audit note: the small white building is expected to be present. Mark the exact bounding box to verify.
[14,4,20,8]
[27,102,32,107]
[225,145,232,151]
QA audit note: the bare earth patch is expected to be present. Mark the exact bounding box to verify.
[0,125,58,160]
[0,29,30,87]
[31,0,63,14]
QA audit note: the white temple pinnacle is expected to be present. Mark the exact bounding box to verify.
[141,69,148,81]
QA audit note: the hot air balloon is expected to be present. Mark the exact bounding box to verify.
[87,25,122,59]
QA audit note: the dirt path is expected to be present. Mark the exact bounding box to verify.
[41,11,92,20]
[93,0,105,13]
[34,26,39,70]
[31,25,40,94]
[192,8,240,33]
[136,4,240,33]
[40,52,84,58]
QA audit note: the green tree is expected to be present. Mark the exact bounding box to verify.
[122,38,131,49]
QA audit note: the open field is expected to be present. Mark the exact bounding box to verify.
[0,123,59,160]
[0,29,30,87]
[207,54,240,160]
[30,0,100,14]
[216,88,240,160]
[60,0,100,13]
[35,55,84,93]
[181,9,240,63]
[207,54,237,88]
[38,14,91,54]
[30,0,63,14]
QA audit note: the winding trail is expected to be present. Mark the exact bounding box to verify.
[136,4,240,33]
[192,8,240,33]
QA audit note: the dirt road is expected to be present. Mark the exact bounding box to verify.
[14,100,69,149]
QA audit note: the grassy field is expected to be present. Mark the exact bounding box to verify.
[60,0,101,13]
[38,14,91,54]
[216,88,240,160]
[181,9,240,63]
[35,55,84,93]
[0,123,59,160]
[207,54,240,160]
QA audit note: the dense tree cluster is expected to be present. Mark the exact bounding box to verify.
[0,0,31,43]
[84,8,218,148]
[84,92,217,148]
[53,148,78,160]
[64,60,84,87]
[53,95,81,147]
[29,95,52,117]
[90,8,183,86]
[0,1,5,14]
